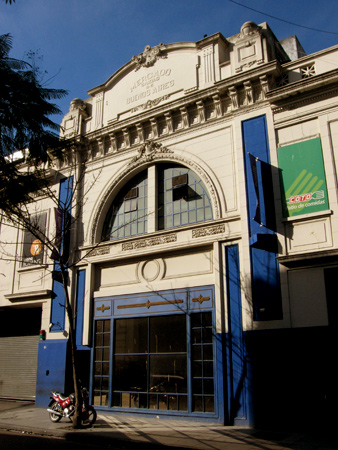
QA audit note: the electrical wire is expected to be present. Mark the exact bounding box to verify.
[228,0,338,35]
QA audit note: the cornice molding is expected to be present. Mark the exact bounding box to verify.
[266,68,338,103]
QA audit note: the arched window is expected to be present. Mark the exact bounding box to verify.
[102,170,148,241]
[158,164,213,230]
[101,164,213,241]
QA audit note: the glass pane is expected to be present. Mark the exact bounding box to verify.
[149,355,187,393]
[130,393,139,408]
[102,377,109,390]
[192,345,202,360]
[173,201,180,213]
[203,328,213,343]
[204,379,214,395]
[178,395,188,411]
[95,334,103,347]
[149,394,158,409]
[192,328,202,344]
[193,361,202,377]
[94,363,102,376]
[103,333,110,346]
[96,321,103,333]
[205,396,215,412]
[131,222,137,234]
[114,355,147,391]
[203,345,213,361]
[139,394,148,409]
[196,208,204,221]
[168,395,178,410]
[158,395,167,410]
[115,317,148,354]
[94,377,101,390]
[102,348,110,361]
[205,207,212,220]
[193,378,203,394]
[113,392,121,407]
[202,312,212,327]
[102,362,110,376]
[149,315,186,353]
[121,393,130,408]
[101,393,109,406]
[196,197,204,209]
[173,214,180,226]
[204,361,213,378]
[93,392,101,406]
[191,313,201,328]
[193,396,203,412]
[95,348,102,361]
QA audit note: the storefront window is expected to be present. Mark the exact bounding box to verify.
[92,288,216,415]
[93,320,111,406]
[113,314,188,411]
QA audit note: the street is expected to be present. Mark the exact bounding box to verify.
[0,430,182,450]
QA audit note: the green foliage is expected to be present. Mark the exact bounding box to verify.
[0,33,67,207]
[0,33,67,161]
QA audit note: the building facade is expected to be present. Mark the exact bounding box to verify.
[1,21,337,428]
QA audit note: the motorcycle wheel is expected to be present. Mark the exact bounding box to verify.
[49,401,62,423]
[81,406,97,427]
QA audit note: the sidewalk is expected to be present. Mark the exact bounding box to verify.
[0,400,337,450]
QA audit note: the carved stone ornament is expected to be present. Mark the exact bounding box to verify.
[130,139,173,164]
[132,43,167,71]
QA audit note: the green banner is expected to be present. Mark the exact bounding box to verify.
[277,137,329,217]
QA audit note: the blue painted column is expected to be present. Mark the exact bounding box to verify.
[36,177,74,405]
[242,116,282,321]
[225,244,248,425]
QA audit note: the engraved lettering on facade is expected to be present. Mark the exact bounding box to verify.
[122,233,177,250]
[192,224,225,238]
[88,246,110,257]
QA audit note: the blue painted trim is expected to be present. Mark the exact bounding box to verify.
[36,339,68,407]
[92,286,220,419]
[216,332,225,424]
[75,269,86,349]
[242,116,282,321]
[225,244,248,426]
[50,177,74,332]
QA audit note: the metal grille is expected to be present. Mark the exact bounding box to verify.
[0,335,39,399]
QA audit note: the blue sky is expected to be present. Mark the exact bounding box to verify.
[1,0,338,122]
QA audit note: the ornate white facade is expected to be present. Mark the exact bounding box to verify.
[1,21,338,428]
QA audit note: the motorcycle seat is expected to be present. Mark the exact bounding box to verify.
[55,393,69,401]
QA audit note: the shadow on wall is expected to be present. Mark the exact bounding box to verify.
[245,326,334,431]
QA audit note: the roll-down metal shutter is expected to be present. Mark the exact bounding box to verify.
[0,335,39,399]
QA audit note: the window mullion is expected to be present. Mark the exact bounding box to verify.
[147,165,157,233]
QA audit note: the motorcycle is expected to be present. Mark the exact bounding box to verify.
[47,385,96,427]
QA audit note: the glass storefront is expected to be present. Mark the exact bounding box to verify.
[92,287,217,416]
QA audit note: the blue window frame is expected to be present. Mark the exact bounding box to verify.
[102,170,148,241]
[92,287,218,417]
[158,164,213,230]
[102,164,213,240]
